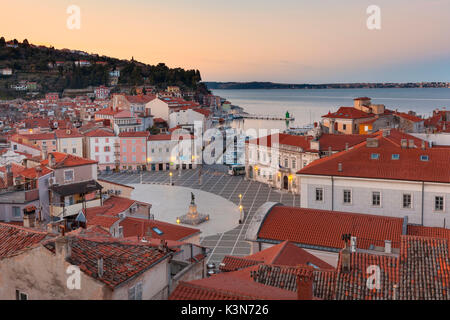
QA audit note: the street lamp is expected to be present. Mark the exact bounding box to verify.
[238,194,242,207]
[239,205,244,224]
[169,171,173,185]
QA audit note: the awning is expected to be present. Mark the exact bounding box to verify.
[50,180,103,197]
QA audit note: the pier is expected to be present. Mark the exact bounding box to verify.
[233,114,295,121]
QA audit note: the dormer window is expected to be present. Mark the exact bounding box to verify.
[420,155,429,161]
[371,153,379,160]
[392,154,400,160]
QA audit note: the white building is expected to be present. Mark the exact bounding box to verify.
[297,133,450,228]
[245,131,371,194]
[168,108,212,130]
[84,128,117,172]
[147,133,200,171]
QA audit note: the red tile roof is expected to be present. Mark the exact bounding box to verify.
[44,236,173,288]
[41,152,97,168]
[54,128,84,138]
[120,217,200,241]
[298,136,450,183]
[220,241,333,272]
[0,223,52,259]
[169,272,297,300]
[84,196,136,218]
[19,165,53,179]
[125,94,156,104]
[84,129,116,137]
[257,206,404,250]
[22,132,56,140]
[322,107,374,120]
[118,131,149,138]
[395,111,424,123]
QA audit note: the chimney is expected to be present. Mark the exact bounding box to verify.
[400,139,407,149]
[42,146,48,160]
[54,236,72,261]
[5,164,13,188]
[384,240,392,254]
[421,140,426,150]
[328,146,332,156]
[98,257,104,278]
[48,153,55,168]
[408,139,415,149]
[338,163,343,172]
[296,274,314,300]
[393,284,398,300]
[23,206,36,228]
[345,143,349,151]
[350,236,357,253]
[340,234,351,273]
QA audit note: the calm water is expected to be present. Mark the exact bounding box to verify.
[213,88,450,132]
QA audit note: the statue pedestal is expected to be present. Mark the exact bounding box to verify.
[178,201,210,226]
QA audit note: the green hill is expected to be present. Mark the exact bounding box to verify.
[0,37,208,99]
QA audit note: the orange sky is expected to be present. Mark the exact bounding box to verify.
[1,0,449,82]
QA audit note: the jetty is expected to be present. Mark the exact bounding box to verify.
[233,114,295,121]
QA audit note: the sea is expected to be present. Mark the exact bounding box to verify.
[212,88,450,133]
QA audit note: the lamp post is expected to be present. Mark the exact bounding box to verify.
[239,205,244,224]
[238,194,242,207]
[169,171,173,185]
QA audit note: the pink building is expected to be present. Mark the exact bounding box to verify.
[118,131,149,171]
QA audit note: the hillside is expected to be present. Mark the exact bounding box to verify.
[0,37,208,99]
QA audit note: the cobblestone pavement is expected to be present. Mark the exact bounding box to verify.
[98,165,301,267]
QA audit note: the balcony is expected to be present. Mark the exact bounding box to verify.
[51,198,102,218]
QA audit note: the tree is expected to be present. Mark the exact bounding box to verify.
[142,87,147,95]
[0,37,5,47]
[22,39,29,47]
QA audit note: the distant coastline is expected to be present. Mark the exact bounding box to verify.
[205,81,450,90]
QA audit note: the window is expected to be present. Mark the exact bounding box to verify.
[63,148,67,153]
[64,170,74,182]
[105,138,109,143]
[315,188,323,201]
[166,148,169,153]
[152,148,155,153]
[123,156,127,162]
[105,156,110,162]
[392,154,400,160]
[152,227,164,235]
[292,159,296,169]
[95,138,99,143]
[403,194,412,209]
[132,147,136,153]
[371,153,379,160]
[128,282,143,300]
[132,156,136,162]
[343,124,347,130]
[12,206,21,218]
[123,147,127,153]
[435,196,444,211]
[284,158,288,168]
[372,192,381,206]
[420,155,429,161]
[72,148,76,154]
[15,290,28,300]
[132,139,136,144]
[104,146,110,152]
[343,190,352,204]
[95,146,99,153]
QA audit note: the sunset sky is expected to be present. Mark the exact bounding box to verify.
[1,0,449,83]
